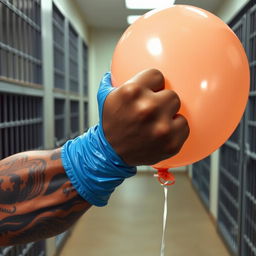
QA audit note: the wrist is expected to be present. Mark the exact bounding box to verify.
[61,124,136,207]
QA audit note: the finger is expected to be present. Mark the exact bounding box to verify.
[172,114,190,141]
[156,90,181,116]
[125,68,165,92]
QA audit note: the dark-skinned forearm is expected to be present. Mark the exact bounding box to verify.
[0,148,91,246]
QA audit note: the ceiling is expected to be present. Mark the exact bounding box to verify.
[74,0,224,29]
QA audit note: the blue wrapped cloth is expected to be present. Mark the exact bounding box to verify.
[61,73,137,206]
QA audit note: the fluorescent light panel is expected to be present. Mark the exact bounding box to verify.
[127,15,141,24]
[125,0,175,9]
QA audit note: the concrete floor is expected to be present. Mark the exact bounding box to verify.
[60,173,230,256]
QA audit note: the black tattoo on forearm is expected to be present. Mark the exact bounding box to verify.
[44,173,69,196]
[0,152,90,245]
[0,156,46,204]
[0,206,16,214]
[0,195,85,242]
[51,151,61,161]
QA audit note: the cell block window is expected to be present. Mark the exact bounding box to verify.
[241,8,256,255]
[218,144,241,255]
[218,61,242,252]
[54,98,66,146]
[249,8,256,93]
[249,8,256,63]
[221,144,240,177]
[250,8,256,34]
[248,125,256,153]
[250,64,256,92]
[53,4,65,90]
[228,18,244,146]
[249,35,256,93]
[242,158,256,256]
[70,100,79,138]
[69,24,79,93]
[248,96,256,122]
[192,155,211,208]
[83,42,88,96]
[0,93,43,159]
[247,7,256,156]
[0,0,42,85]
[249,36,256,62]
[234,21,244,45]
[0,240,46,256]
[229,124,241,145]
[84,102,88,131]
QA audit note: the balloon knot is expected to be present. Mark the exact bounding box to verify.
[154,168,175,186]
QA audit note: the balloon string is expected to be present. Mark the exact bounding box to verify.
[160,185,168,256]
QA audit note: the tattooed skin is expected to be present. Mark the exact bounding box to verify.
[50,150,61,161]
[0,157,46,204]
[0,149,91,246]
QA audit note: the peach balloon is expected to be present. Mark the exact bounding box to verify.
[111,5,250,168]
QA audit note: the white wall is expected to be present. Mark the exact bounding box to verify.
[88,28,124,126]
[216,0,250,23]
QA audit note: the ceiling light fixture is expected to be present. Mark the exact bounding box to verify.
[125,0,175,9]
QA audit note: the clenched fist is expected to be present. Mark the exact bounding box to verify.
[103,69,190,166]
[62,68,189,206]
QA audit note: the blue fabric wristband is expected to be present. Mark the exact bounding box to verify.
[61,73,137,207]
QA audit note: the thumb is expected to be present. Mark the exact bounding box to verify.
[97,72,116,123]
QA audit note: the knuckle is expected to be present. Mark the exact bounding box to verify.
[154,123,170,139]
[148,68,164,83]
[185,122,190,138]
[169,90,178,98]
[148,68,163,77]
[163,90,181,112]
[180,115,188,126]
[146,68,164,83]
[174,95,181,110]
[120,84,140,99]
[136,100,157,120]
[179,115,190,132]
[170,90,181,105]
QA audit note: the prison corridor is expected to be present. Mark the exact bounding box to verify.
[60,173,229,256]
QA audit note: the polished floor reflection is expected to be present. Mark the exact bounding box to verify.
[61,172,229,256]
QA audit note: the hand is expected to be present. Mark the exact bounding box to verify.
[103,69,190,166]
[61,69,189,207]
